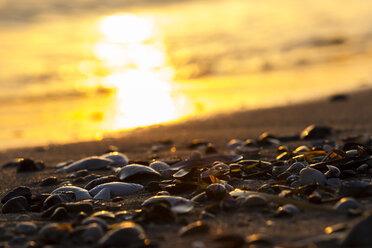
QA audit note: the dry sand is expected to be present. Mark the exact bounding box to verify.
[0,87,371,247]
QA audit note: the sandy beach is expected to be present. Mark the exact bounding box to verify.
[0,88,371,247]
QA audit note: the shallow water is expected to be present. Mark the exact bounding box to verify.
[1,0,372,149]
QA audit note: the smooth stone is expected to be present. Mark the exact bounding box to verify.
[39,223,72,244]
[59,156,113,172]
[178,221,209,237]
[93,188,111,201]
[81,217,108,230]
[286,162,305,174]
[89,182,143,197]
[40,177,58,186]
[50,207,69,221]
[341,214,372,247]
[17,158,45,172]
[324,165,341,178]
[334,197,360,213]
[241,195,268,208]
[15,222,37,235]
[276,204,301,217]
[51,186,92,201]
[149,161,173,178]
[299,167,327,185]
[1,186,31,204]
[300,125,332,140]
[81,223,104,243]
[205,183,228,200]
[2,196,28,213]
[98,222,147,247]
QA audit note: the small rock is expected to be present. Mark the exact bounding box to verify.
[50,207,69,221]
[178,221,209,237]
[275,204,301,217]
[16,222,37,235]
[81,223,104,243]
[39,223,72,244]
[98,222,147,247]
[334,197,360,213]
[40,177,58,186]
[2,196,29,213]
[1,186,32,204]
[17,158,45,172]
[299,167,327,185]
[205,183,228,200]
[300,125,332,140]
[241,195,268,208]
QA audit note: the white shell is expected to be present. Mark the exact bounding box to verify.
[59,156,113,172]
[51,186,92,200]
[116,164,161,181]
[142,195,194,214]
[93,187,111,201]
[101,152,129,167]
[299,168,327,185]
[89,182,143,197]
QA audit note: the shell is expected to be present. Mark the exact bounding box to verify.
[299,168,327,185]
[59,156,113,173]
[100,152,129,167]
[116,164,162,181]
[142,195,194,214]
[89,182,143,197]
[51,186,92,201]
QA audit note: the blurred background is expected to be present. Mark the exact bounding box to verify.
[0,0,372,149]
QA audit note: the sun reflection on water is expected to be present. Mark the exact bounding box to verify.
[91,14,181,130]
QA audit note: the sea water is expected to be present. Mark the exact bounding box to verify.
[0,0,372,149]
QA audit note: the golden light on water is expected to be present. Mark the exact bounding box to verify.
[91,14,181,131]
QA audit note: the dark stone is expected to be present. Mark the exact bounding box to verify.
[17,158,45,172]
[2,196,29,213]
[40,177,58,186]
[300,125,333,140]
[1,186,32,204]
[205,183,228,200]
[136,201,176,224]
[50,207,69,221]
[341,214,372,247]
[98,222,147,247]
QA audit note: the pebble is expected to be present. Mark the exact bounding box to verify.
[98,222,147,247]
[299,167,327,185]
[81,217,108,230]
[1,186,31,204]
[15,222,37,235]
[81,223,104,243]
[334,197,360,213]
[40,177,58,186]
[205,183,228,200]
[341,213,372,247]
[2,196,28,213]
[275,204,301,217]
[286,162,305,174]
[241,194,268,208]
[100,152,129,167]
[50,207,69,221]
[178,221,209,237]
[17,158,45,172]
[300,125,332,140]
[84,175,117,190]
[39,223,72,243]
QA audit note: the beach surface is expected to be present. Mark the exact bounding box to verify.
[0,88,371,247]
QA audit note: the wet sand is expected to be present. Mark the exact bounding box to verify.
[0,87,371,247]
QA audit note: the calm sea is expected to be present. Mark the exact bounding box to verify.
[1,0,372,149]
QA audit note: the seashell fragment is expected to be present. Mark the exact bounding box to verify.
[51,186,92,201]
[100,152,129,167]
[89,182,143,197]
[142,195,194,214]
[299,168,327,185]
[59,156,113,173]
[116,164,162,182]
